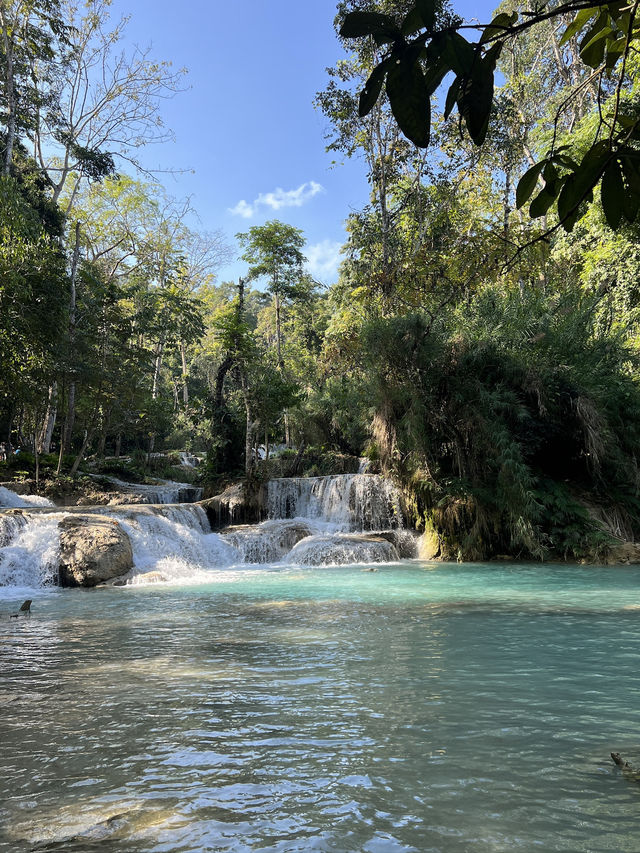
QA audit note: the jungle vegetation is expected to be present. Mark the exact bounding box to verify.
[2,0,640,561]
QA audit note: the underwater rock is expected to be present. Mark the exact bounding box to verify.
[58,515,133,587]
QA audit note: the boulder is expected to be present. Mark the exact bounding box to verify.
[201,482,262,528]
[58,515,133,587]
[418,527,441,560]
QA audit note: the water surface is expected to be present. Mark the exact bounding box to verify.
[2,561,640,852]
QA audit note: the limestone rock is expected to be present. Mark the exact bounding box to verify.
[58,515,133,587]
[201,482,262,528]
[221,520,312,562]
[601,541,640,565]
[418,527,441,560]
[373,529,418,558]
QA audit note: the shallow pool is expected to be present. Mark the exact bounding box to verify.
[2,561,640,852]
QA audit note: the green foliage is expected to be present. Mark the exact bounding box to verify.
[339,0,640,231]
[358,287,640,559]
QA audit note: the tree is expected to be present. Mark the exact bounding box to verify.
[237,220,307,371]
[0,0,66,175]
[33,0,186,209]
[338,0,640,233]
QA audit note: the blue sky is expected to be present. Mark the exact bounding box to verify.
[108,0,495,286]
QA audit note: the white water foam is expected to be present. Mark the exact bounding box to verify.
[0,486,54,508]
[0,473,410,589]
[220,519,314,564]
[286,534,399,566]
[0,513,62,590]
[267,474,403,532]
[115,505,240,584]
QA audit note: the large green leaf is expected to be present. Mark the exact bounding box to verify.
[557,144,609,229]
[444,77,461,120]
[529,184,560,218]
[516,161,546,209]
[386,59,431,147]
[559,7,599,46]
[579,12,611,67]
[601,159,624,229]
[621,154,640,222]
[480,11,518,44]
[401,7,425,36]
[340,12,400,40]
[442,31,475,76]
[415,0,437,30]
[358,61,390,117]
[423,58,449,96]
[458,44,500,145]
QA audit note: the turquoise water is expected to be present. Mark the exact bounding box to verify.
[2,561,640,851]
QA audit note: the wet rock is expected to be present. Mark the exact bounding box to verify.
[0,481,33,495]
[287,533,399,566]
[601,541,640,565]
[221,520,313,562]
[58,515,133,587]
[373,529,418,558]
[201,482,262,528]
[418,527,441,560]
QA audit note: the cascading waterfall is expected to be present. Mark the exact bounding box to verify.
[286,534,399,566]
[264,473,412,567]
[0,473,414,589]
[86,475,202,504]
[0,485,54,508]
[0,513,63,589]
[114,505,240,584]
[266,474,403,531]
[221,519,314,563]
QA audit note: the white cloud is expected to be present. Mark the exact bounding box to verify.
[306,239,343,283]
[229,181,324,218]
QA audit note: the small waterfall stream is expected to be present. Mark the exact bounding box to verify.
[266,474,403,531]
[0,474,414,590]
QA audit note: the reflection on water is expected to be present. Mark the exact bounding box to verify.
[2,562,640,852]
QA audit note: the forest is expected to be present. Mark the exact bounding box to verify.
[2,0,640,563]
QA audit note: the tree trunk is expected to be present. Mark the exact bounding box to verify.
[33,433,39,492]
[503,167,511,240]
[241,371,254,476]
[0,11,16,176]
[180,341,189,409]
[70,428,91,477]
[275,293,284,371]
[39,382,58,454]
[63,223,81,454]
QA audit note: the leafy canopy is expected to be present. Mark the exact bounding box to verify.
[340,0,640,232]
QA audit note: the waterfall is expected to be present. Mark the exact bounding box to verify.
[0,485,54,508]
[114,505,240,583]
[87,475,202,504]
[266,474,403,531]
[286,534,398,566]
[0,513,63,590]
[0,473,414,590]
[221,520,313,564]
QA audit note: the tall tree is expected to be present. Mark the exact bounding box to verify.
[237,220,306,371]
